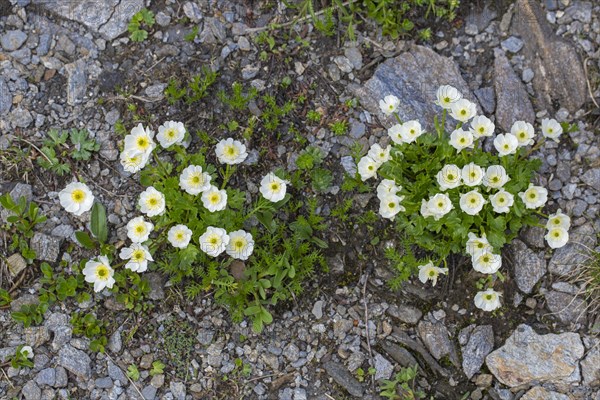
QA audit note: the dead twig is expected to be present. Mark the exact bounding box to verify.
[361,266,375,389]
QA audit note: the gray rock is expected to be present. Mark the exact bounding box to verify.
[519,225,546,249]
[508,239,546,294]
[58,345,91,379]
[386,304,423,324]
[311,300,324,319]
[521,386,570,400]
[293,388,307,400]
[10,294,39,312]
[344,46,363,70]
[7,253,27,277]
[183,2,203,22]
[373,352,394,380]
[417,316,460,367]
[36,33,51,56]
[349,119,366,139]
[465,3,497,33]
[544,290,587,324]
[580,339,600,386]
[485,324,584,387]
[10,108,33,128]
[334,56,353,73]
[352,45,479,132]
[95,377,113,389]
[501,36,524,53]
[31,0,144,40]
[493,49,535,132]
[459,325,494,379]
[283,343,300,362]
[35,368,56,387]
[237,36,251,51]
[242,64,259,80]
[549,222,597,276]
[64,59,87,106]
[474,87,496,114]
[54,367,68,388]
[30,232,62,263]
[50,225,74,239]
[380,341,419,368]
[511,0,587,113]
[141,385,157,400]
[465,23,479,35]
[170,381,186,400]
[108,361,127,384]
[107,329,122,353]
[0,77,11,115]
[145,83,167,100]
[145,272,165,300]
[340,156,356,176]
[1,30,27,51]
[563,1,592,23]
[323,361,364,397]
[522,68,534,83]
[22,380,41,400]
[155,12,171,27]
[582,168,600,191]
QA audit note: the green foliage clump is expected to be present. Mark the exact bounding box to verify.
[0,194,46,261]
[164,67,218,105]
[36,128,100,176]
[71,312,107,352]
[129,8,155,42]
[295,146,333,193]
[379,365,425,399]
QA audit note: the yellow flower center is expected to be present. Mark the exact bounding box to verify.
[209,237,218,245]
[137,137,148,148]
[485,294,493,300]
[447,174,455,180]
[96,265,109,280]
[528,192,536,200]
[470,198,477,204]
[479,127,485,133]
[71,189,85,203]
[492,176,499,183]
[460,109,466,115]
[483,256,490,263]
[548,128,553,133]
[176,232,184,240]
[132,250,145,261]
[234,239,245,249]
[136,225,144,233]
[388,202,395,209]
[437,202,444,208]
[553,231,560,238]
[444,97,450,103]
[428,270,435,277]
[192,175,201,184]
[271,183,280,191]
[149,197,158,206]
[166,128,176,139]
[210,194,220,203]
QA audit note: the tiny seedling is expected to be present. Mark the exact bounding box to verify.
[128,8,155,42]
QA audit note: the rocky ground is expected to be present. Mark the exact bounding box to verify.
[0,0,599,399]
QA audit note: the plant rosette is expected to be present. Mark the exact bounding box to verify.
[357,86,574,311]
[74,123,327,332]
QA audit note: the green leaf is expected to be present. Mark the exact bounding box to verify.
[91,202,108,243]
[75,231,96,249]
[130,29,148,42]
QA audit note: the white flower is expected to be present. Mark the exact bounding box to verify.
[418,261,448,287]
[215,138,248,165]
[259,173,287,202]
[120,150,150,173]
[83,255,115,292]
[368,143,391,166]
[179,165,212,195]
[426,193,453,220]
[545,227,569,249]
[226,230,254,260]
[119,243,153,272]
[494,134,519,156]
[126,216,154,243]
[420,199,434,219]
[139,186,166,217]
[20,346,34,359]
[379,95,400,115]
[546,209,571,231]
[466,232,493,257]
[157,121,186,148]
[59,182,94,216]
[379,194,405,220]
[472,250,502,274]
[483,165,510,189]
[470,115,495,139]
[518,184,548,209]
[388,124,404,145]
[436,164,462,190]
[474,289,502,311]
[199,226,229,257]
[449,98,477,122]
[123,123,155,154]
[435,85,462,109]
[460,190,486,215]
[167,224,193,249]
[377,179,400,200]
[461,163,484,187]
[449,128,474,152]
[201,186,228,212]
[490,189,514,213]
[510,121,535,147]
[541,118,563,142]
[357,156,378,181]
[399,120,423,143]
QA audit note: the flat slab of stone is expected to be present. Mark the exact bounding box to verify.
[352,45,479,132]
[322,360,364,397]
[511,0,588,113]
[30,232,62,262]
[459,325,494,379]
[493,49,535,132]
[30,0,144,40]
[508,239,546,294]
[58,345,91,379]
[485,324,584,387]
[520,386,570,400]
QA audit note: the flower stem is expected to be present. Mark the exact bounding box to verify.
[152,152,168,177]
[221,164,234,189]
[393,112,403,125]
[519,138,546,161]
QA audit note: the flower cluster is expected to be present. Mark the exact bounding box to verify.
[59,121,290,293]
[364,86,571,312]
